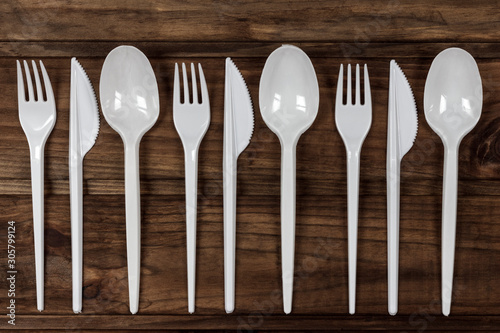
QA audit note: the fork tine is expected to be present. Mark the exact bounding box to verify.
[363,64,371,106]
[39,61,54,103]
[336,64,344,106]
[23,60,35,101]
[174,63,180,105]
[355,64,360,105]
[347,64,352,105]
[17,60,25,103]
[182,63,189,104]
[174,63,181,105]
[191,63,198,104]
[31,60,43,101]
[198,63,209,105]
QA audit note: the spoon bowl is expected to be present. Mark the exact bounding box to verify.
[260,45,319,143]
[259,45,319,314]
[100,46,159,143]
[100,45,159,314]
[424,47,482,316]
[424,48,482,146]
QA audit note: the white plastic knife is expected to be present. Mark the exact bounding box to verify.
[69,57,100,314]
[387,60,418,315]
[223,57,254,313]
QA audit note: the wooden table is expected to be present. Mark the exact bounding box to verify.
[1,0,500,331]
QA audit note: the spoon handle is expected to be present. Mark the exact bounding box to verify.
[184,146,199,314]
[29,144,45,312]
[125,142,141,314]
[281,142,297,315]
[442,147,459,316]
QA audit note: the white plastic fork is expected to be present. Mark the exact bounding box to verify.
[173,63,210,314]
[17,60,56,312]
[335,64,372,315]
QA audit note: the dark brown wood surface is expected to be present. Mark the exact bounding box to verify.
[1,0,500,331]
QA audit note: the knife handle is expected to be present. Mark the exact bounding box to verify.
[125,140,141,315]
[223,154,237,314]
[70,156,84,314]
[387,155,400,316]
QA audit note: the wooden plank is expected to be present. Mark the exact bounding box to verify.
[4,178,500,196]
[6,314,500,330]
[2,0,500,43]
[1,42,500,58]
[9,331,500,333]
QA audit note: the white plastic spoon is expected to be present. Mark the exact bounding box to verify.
[100,45,160,314]
[259,45,319,314]
[424,47,482,316]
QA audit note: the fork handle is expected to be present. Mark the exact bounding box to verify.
[281,141,297,315]
[124,141,141,314]
[29,144,45,312]
[184,145,199,314]
[347,149,361,315]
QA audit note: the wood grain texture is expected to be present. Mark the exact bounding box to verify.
[9,314,500,330]
[2,0,500,42]
[3,42,500,59]
[1,0,500,331]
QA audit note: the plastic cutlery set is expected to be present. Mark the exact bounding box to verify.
[17,45,482,315]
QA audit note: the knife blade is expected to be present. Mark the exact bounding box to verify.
[223,57,254,313]
[69,57,100,314]
[387,59,418,316]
